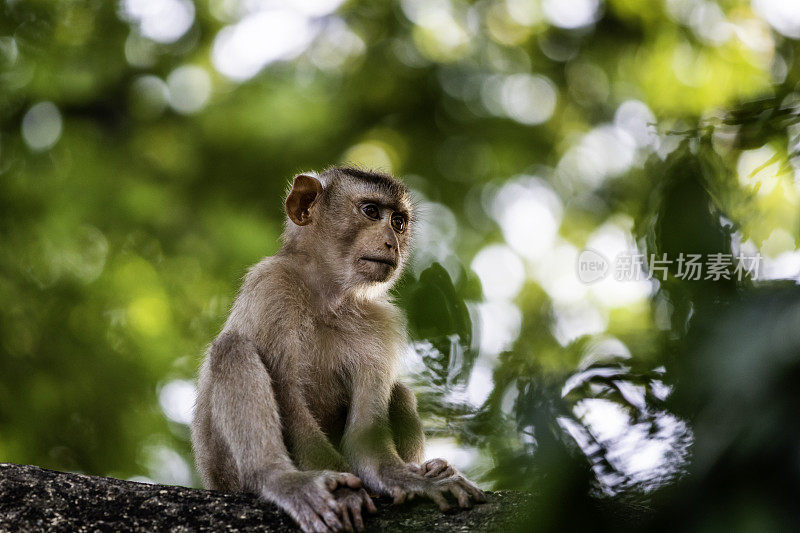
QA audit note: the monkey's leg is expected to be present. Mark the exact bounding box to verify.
[272,375,351,473]
[388,384,467,482]
[205,332,360,533]
[346,375,486,510]
[388,382,425,465]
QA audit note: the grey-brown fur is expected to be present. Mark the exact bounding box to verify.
[191,168,485,533]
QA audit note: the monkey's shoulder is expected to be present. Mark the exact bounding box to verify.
[242,255,292,286]
[236,256,311,307]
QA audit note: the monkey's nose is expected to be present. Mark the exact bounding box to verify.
[384,241,394,250]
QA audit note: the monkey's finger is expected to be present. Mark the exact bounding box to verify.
[426,489,451,512]
[407,492,415,501]
[311,517,332,533]
[348,503,365,532]
[423,459,449,475]
[391,486,407,505]
[422,458,445,470]
[318,504,343,533]
[294,502,323,533]
[448,483,471,508]
[298,517,319,533]
[339,474,362,489]
[456,478,487,503]
[326,496,340,513]
[295,515,313,533]
[308,494,342,532]
[332,473,360,489]
[424,463,448,478]
[338,503,354,533]
[300,505,332,533]
[361,490,378,514]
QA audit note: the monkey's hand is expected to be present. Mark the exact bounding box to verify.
[378,462,487,511]
[417,458,487,503]
[266,470,366,533]
[332,486,378,532]
[421,458,460,479]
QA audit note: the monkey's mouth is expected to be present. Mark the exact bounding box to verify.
[360,256,398,268]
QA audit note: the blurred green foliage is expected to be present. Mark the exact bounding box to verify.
[2,0,800,529]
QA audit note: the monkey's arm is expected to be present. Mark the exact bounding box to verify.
[238,267,348,473]
[195,332,364,533]
[272,371,350,472]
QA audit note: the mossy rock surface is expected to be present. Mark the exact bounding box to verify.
[0,463,532,531]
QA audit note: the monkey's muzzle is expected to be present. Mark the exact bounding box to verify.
[359,256,398,268]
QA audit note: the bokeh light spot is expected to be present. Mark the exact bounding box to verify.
[542,0,600,29]
[500,74,557,125]
[167,65,212,115]
[753,0,800,39]
[737,144,780,196]
[129,75,169,119]
[128,295,171,337]
[473,300,523,356]
[158,379,197,425]
[212,9,316,81]
[342,140,398,173]
[471,244,525,301]
[21,102,63,152]
[492,176,563,260]
[121,0,195,44]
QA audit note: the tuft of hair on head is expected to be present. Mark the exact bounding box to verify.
[320,166,411,204]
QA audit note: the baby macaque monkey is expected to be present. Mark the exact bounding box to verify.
[191,167,485,532]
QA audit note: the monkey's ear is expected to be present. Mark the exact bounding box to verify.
[285,174,323,226]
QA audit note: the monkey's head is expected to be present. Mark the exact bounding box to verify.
[283,167,414,293]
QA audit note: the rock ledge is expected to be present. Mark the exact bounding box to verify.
[0,463,530,531]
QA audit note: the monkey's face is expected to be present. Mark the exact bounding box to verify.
[285,170,414,293]
[351,200,410,284]
[326,189,412,287]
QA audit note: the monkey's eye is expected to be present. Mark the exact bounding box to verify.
[391,214,406,233]
[361,204,380,220]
